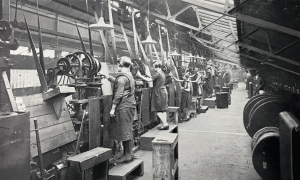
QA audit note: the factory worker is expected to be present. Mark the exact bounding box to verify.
[136,61,169,130]
[102,56,136,163]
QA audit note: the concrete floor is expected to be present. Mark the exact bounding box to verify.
[134,83,262,180]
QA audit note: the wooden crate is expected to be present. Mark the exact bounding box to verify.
[67,147,112,180]
[203,97,216,109]
[152,133,178,180]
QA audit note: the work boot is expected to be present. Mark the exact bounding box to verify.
[115,154,133,163]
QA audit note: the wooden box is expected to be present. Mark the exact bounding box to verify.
[152,133,178,180]
[67,147,112,180]
[140,123,178,151]
[203,97,216,109]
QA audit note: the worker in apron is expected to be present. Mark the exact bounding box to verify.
[173,72,193,121]
[137,61,169,130]
[102,56,136,163]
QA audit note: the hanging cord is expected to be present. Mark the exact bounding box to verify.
[68,0,87,52]
[36,0,45,76]
[86,0,94,56]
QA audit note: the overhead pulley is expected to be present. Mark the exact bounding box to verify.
[131,59,146,76]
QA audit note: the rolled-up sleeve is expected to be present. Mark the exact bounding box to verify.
[112,76,126,105]
[108,76,116,83]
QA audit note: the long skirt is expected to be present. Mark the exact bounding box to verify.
[109,108,135,141]
[151,86,168,112]
[181,90,192,109]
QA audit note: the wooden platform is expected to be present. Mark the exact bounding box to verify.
[140,123,178,151]
[199,106,209,113]
[203,97,216,109]
[109,159,144,180]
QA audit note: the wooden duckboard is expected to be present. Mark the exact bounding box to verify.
[109,159,144,180]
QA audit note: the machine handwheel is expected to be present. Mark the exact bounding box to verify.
[56,57,71,75]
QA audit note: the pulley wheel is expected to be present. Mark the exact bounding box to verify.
[73,52,92,77]
[252,130,280,180]
[66,54,81,76]
[93,57,101,75]
[57,57,71,75]
[247,100,288,137]
[85,53,97,77]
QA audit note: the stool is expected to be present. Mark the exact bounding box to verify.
[221,87,231,94]
[152,133,178,180]
[167,107,180,123]
[67,147,111,180]
[190,98,197,118]
[195,96,202,114]
[214,85,221,93]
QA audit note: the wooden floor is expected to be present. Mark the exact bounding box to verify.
[134,82,262,180]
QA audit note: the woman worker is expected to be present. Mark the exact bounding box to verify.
[102,56,136,163]
[136,61,169,130]
[173,72,194,121]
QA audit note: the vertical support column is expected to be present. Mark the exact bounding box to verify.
[1,0,11,111]
[54,14,62,59]
[108,0,117,65]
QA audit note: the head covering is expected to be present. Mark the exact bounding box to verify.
[118,56,132,67]
[207,59,213,65]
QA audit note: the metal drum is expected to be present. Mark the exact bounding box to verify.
[252,127,280,180]
[247,100,288,137]
[243,94,278,130]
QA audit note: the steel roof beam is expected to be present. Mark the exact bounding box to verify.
[199,12,237,25]
[201,16,237,28]
[183,0,300,39]
[237,42,300,67]
[117,0,236,46]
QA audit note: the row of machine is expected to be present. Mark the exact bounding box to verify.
[244,80,300,179]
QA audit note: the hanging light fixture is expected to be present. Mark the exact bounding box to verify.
[187,30,194,58]
[170,47,181,56]
[170,25,181,56]
[89,1,114,30]
[187,52,194,58]
[141,0,157,45]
